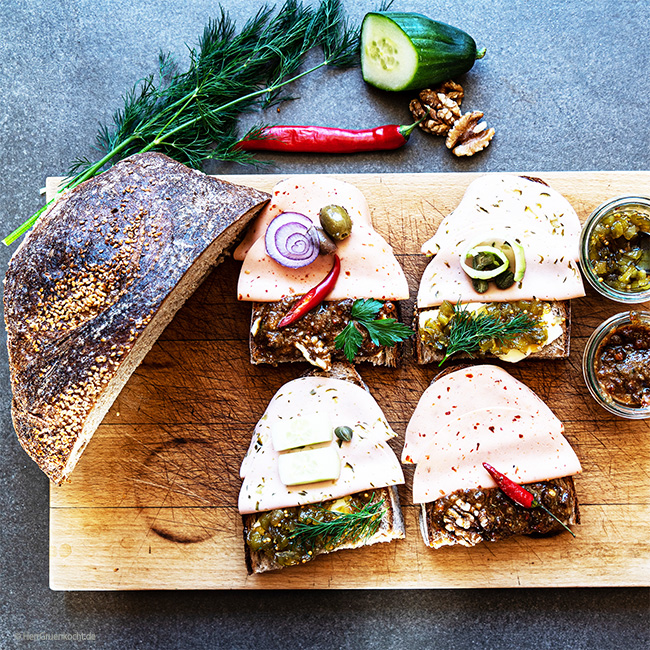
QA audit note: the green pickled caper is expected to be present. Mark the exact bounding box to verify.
[334,426,353,442]
[495,270,515,290]
[319,204,352,241]
[472,278,489,293]
[473,252,498,271]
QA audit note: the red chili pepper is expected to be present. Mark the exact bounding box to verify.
[482,462,576,537]
[236,120,422,154]
[277,255,341,328]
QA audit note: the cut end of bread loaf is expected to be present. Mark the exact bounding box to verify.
[4,152,269,484]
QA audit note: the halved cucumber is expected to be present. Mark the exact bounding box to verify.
[361,12,484,92]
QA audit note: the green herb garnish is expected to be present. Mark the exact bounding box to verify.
[290,497,385,548]
[440,302,537,365]
[335,299,412,362]
[4,0,359,246]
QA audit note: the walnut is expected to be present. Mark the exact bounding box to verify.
[409,82,463,136]
[445,111,495,157]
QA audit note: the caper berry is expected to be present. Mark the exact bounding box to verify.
[472,278,489,293]
[335,426,353,442]
[319,205,352,241]
[495,270,515,290]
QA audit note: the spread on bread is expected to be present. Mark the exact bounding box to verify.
[415,174,586,364]
[236,176,410,369]
[239,364,405,573]
[402,365,582,548]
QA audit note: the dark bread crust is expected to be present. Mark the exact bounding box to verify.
[414,301,571,365]
[242,362,405,574]
[5,152,270,483]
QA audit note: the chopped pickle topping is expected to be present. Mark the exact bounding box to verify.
[421,300,550,355]
[588,206,650,292]
[245,492,375,567]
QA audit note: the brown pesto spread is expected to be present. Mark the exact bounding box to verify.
[426,477,577,547]
[595,314,650,407]
[251,298,397,365]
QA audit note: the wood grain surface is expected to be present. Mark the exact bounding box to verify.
[47,172,650,590]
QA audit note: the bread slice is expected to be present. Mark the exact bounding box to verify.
[242,362,405,574]
[420,476,580,548]
[413,366,580,548]
[4,152,270,484]
[414,300,571,364]
[249,299,402,369]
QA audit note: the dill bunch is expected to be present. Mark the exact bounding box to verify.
[5,0,359,245]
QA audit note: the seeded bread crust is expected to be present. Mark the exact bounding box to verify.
[414,300,571,365]
[242,362,405,574]
[4,152,270,484]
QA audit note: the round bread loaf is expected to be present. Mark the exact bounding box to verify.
[4,152,269,483]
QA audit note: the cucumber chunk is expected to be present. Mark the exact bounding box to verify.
[361,12,483,92]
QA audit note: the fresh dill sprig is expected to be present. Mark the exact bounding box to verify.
[291,497,386,548]
[335,299,412,362]
[440,302,537,365]
[4,0,360,246]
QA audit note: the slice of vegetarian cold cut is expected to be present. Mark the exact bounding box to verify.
[403,365,582,548]
[4,152,270,484]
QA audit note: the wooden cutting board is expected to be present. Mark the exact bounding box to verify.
[47,171,650,590]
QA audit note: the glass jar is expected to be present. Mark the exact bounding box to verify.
[579,196,650,303]
[582,311,650,419]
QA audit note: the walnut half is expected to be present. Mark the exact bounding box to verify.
[446,111,495,157]
[409,81,464,136]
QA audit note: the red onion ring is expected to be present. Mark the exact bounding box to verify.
[265,212,320,268]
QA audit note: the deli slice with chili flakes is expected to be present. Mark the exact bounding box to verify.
[403,365,582,548]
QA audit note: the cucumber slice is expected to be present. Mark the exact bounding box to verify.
[508,240,527,282]
[461,245,509,280]
[361,12,483,92]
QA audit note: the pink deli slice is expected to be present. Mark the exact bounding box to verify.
[401,365,582,504]
[239,376,404,514]
[402,365,555,464]
[237,176,408,301]
[234,176,373,261]
[417,174,585,308]
[411,408,582,504]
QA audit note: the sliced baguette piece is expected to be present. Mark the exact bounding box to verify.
[4,152,269,484]
[414,300,571,365]
[242,362,405,574]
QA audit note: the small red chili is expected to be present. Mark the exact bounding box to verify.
[482,462,576,537]
[236,120,422,154]
[277,255,341,328]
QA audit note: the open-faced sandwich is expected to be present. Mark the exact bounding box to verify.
[402,365,581,548]
[235,176,410,369]
[415,174,586,364]
[239,363,405,573]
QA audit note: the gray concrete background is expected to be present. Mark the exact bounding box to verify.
[1,0,649,648]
